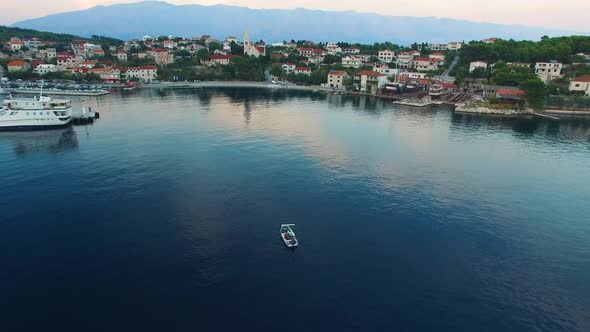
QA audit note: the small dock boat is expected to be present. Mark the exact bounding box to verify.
[280,224,298,248]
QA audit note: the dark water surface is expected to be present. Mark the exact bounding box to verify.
[1,88,589,331]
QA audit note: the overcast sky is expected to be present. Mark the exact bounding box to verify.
[2,0,589,32]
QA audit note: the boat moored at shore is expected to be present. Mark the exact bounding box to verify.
[0,94,72,130]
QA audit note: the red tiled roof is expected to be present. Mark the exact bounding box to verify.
[442,82,458,89]
[413,57,433,62]
[329,70,347,76]
[356,70,386,77]
[497,88,526,96]
[431,52,445,56]
[255,46,265,53]
[572,75,590,82]
[295,67,311,71]
[210,54,236,60]
[8,60,26,66]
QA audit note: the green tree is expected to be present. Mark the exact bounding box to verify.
[519,78,547,110]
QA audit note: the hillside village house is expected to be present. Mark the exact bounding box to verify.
[378,50,395,62]
[297,48,316,57]
[569,75,590,95]
[125,66,158,82]
[327,70,347,89]
[507,62,531,68]
[90,67,121,82]
[354,70,386,93]
[149,49,174,65]
[344,47,361,54]
[39,48,57,60]
[447,42,463,50]
[341,55,363,68]
[205,54,237,66]
[535,61,563,82]
[294,67,312,76]
[79,61,97,69]
[163,40,178,49]
[57,54,82,71]
[429,52,446,61]
[483,38,498,44]
[400,72,428,80]
[326,43,342,55]
[411,57,439,71]
[469,61,488,72]
[24,38,41,49]
[373,63,396,76]
[7,60,30,72]
[34,64,58,75]
[273,63,296,75]
[116,51,128,62]
[396,50,421,69]
[9,40,23,52]
[427,43,448,51]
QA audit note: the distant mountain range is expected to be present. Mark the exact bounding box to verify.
[11,1,587,45]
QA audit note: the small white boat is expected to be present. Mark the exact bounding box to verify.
[280,224,298,248]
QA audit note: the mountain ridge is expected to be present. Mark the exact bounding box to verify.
[11,1,587,44]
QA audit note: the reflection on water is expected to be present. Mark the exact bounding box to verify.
[0,127,78,156]
[1,88,589,332]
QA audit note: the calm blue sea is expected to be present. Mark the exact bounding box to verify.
[1,88,589,331]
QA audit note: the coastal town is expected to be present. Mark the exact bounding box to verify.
[1,27,590,115]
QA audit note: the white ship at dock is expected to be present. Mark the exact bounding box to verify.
[0,94,73,131]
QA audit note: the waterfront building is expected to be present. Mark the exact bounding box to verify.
[327,70,347,89]
[354,70,387,93]
[125,66,158,83]
[33,64,58,75]
[569,75,590,95]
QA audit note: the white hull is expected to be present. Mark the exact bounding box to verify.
[0,108,72,130]
[280,224,298,248]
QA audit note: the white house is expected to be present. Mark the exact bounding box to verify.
[34,64,58,75]
[427,43,448,51]
[9,40,23,52]
[469,61,488,72]
[273,62,296,74]
[341,55,363,68]
[373,63,397,76]
[125,66,158,82]
[535,61,563,82]
[378,50,395,63]
[116,51,128,62]
[411,57,438,72]
[205,54,237,66]
[447,42,463,50]
[294,67,312,76]
[396,51,420,69]
[326,70,347,89]
[344,47,361,54]
[429,52,446,61]
[354,70,386,93]
[569,75,590,95]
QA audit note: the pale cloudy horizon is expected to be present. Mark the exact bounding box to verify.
[2,0,589,33]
